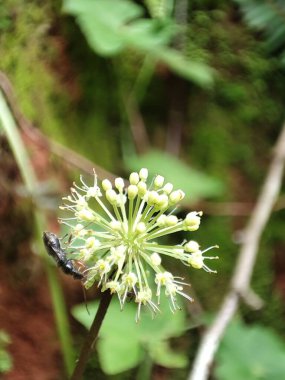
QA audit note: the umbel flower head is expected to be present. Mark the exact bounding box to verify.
[60,168,218,321]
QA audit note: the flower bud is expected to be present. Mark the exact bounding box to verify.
[184,240,200,253]
[154,175,164,188]
[136,222,146,234]
[128,185,138,199]
[102,179,112,191]
[165,215,178,226]
[156,194,168,209]
[137,181,147,197]
[115,177,124,192]
[188,255,204,269]
[184,211,202,231]
[109,220,121,231]
[129,172,139,185]
[150,252,161,266]
[148,191,159,205]
[139,168,148,181]
[76,208,95,221]
[163,182,173,194]
[106,189,117,204]
[157,214,167,227]
[169,190,185,204]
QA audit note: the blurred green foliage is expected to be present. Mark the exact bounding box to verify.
[2,0,285,378]
[125,150,224,202]
[63,0,214,86]
[0,331,12,374]
[234,0,285,65]
[72,297,188,375]
[215,320,285,380]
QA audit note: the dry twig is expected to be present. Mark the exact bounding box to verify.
[188,122,285,380]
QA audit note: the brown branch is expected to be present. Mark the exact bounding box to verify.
[188,121,285,380]
[125,97,150,155]
[71,291,113,380]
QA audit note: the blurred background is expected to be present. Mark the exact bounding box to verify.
[1,0,285,379]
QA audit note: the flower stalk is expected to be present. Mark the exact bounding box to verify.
[70,290,113,380]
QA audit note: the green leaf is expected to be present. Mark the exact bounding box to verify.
[98,336,142,375]
[124,19,179,51]
[63,0,143,56]
[157,49,215,87]
[234,0,285,62]
[0,331,12,374]
[125,150,224,202]
[72,296,187,374]
[215,320,285,380]
[148,341,187,368]
[63,0,214,86]
[145,0,174,19]
[0,331,11,346]
[0,350,12,374]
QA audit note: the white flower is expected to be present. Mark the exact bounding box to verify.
[59,169,218,320]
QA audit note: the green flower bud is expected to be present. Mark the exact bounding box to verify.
[136,222,146,234]
[163,182,173,194]
[139,168,148,181]
[185,240,200,253]
[137,181,147,197]
[106,189,117,204]
[169,190,185,204]
[154,175,164,188]
[129,172,139,185]
[128,184,138,199]
[165,215,178,226]
[102,179,112,191]
[115,177,124,192]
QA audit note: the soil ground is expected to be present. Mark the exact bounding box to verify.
[0,262,62,380]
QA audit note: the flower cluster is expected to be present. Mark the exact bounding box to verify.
[60,169,218,321]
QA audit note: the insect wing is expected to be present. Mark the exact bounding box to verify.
[43,232,59,257]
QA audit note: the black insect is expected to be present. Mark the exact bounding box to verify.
[43,231,84,280]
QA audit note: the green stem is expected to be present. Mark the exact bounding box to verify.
[0,90,37,191]
[44,255,75,375]
[131,55,156,103]
[136,351,153,380]
[0,89,75,376]
[70,291,113,380]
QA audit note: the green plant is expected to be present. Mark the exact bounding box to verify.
[215,320,285,380]
[0,331,12,374]
[72,297,188,375]
[62,0,214,87]
[234,0,285,65]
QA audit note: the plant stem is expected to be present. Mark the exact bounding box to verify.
[71,291,113,380]
[136,351,152,380]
